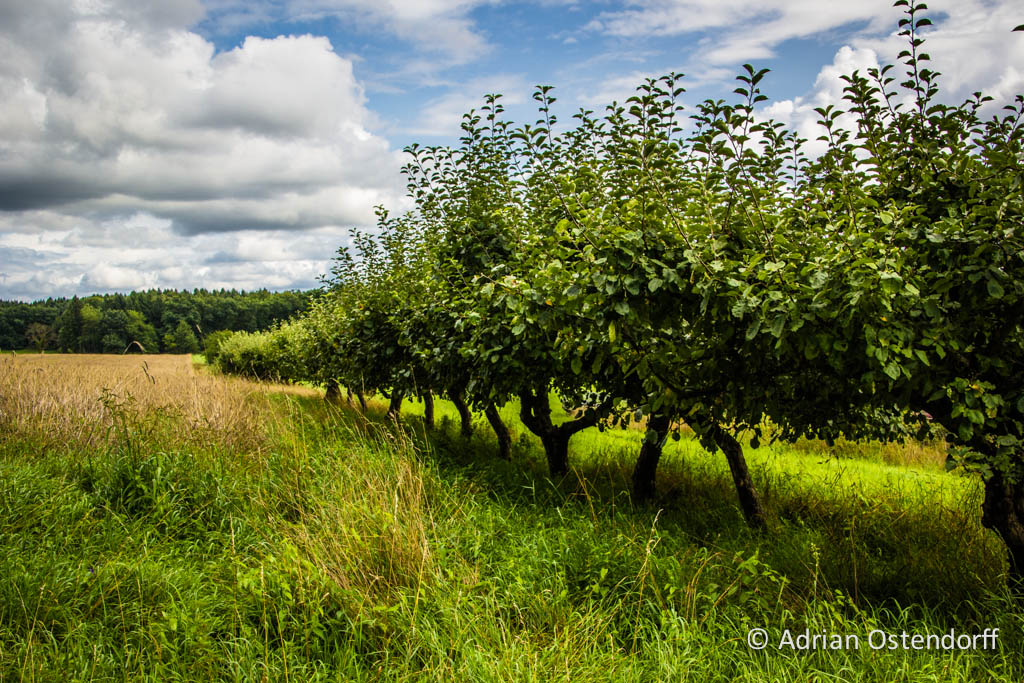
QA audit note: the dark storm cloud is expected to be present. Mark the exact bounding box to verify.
[0,178,104,211]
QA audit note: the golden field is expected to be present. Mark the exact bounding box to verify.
[0,353,317,453]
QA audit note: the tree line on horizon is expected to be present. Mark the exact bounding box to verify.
[0,288,310,354]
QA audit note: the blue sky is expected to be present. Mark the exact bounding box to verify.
[194,1,899,146]
[0,0,1021,301]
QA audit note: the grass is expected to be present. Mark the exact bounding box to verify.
[0,356,1021,681]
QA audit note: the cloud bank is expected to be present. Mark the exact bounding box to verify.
[0,0,405,299]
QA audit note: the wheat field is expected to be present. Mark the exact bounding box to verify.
[0,353,290,452]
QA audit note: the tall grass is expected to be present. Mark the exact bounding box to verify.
[0,356,1020,680]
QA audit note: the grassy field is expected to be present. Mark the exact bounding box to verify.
[0,354,1021,681]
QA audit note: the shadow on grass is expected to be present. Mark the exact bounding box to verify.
[289,391,1010,620]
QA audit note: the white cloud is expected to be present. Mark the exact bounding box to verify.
[759,1,1024,157]
[586,0,898,63]
[0,0,408,298]
[584,1,1022,98]
[0,4,406,216]
[207,0,499,64]
[0,209,352,300]
[408,74,529,137]
[856,1,1024,104]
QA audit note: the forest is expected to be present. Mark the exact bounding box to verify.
[0,288,310,354]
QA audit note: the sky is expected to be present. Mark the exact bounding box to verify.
[1,0,1022,302]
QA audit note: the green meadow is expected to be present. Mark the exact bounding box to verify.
[0,354,1020,681]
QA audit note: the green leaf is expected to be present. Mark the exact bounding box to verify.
[880,272,903,294]
[986,278,1004,299]
[883,363,901,380]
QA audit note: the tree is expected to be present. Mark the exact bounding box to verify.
[203,330,235,365]
[124,310,159,353]
[165,320,200,354]
[404,95,613,473]
[79,304,103,353]
[25,323,56,352]
[101,332,126,353]
[56,296,84,351]
[793,1,1024,579]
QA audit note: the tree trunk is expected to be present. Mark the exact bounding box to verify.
[518,386,606,478]
[632,412,672,502]
[519,387,557,471]
[356,390,367,413]
[981,471,1024,586]
[712,426,767,529]
[484,402,512,460]
[387,390,404,420]
[541,432,571,476]
[452,389,474,437]
[423,391,435,430]
[324,379,341,403]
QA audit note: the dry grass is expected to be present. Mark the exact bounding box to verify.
[0,353,272,452]
[784,432,949,469]
[284,426,435,600]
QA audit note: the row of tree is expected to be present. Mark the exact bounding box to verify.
[0,288,310,353]
[215,3,1024,583]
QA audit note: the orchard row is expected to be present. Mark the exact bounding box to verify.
[216,3,1024,583]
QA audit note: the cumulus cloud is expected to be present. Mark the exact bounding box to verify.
[758,1,1024,156]
[0,5,405,223]
[0,0,407,299]
[583,0,1022,108]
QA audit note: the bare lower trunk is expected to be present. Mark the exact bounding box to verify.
[712,426,767,529]
[540,432,571,475]
[423,391,435,430]
[387,390,404,421]
[982,471,1024,587]
[452,389,474,437]
[632,412,672,502]
[356,390,367,413]
[484,402,512,460]
[518,386,605,478]
[324,379,341,403]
